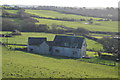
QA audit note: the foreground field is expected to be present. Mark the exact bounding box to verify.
[2,46,118,78]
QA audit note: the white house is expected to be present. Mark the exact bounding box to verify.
[27,35,87,58]
[27,37,49,54]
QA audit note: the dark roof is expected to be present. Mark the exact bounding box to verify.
[28,37,47,45]
[54,35,85,48]
[46,41,55,46]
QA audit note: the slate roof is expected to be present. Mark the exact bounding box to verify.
[54,35,85,48]
[46,41,55,46]
[28,35,85,49]
[28,37,47,45]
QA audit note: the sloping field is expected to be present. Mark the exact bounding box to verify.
[5,10,18,14]
[4,10,118,32]
[25,9,103,20]
[2,46,118,78]
[34,18,118,32]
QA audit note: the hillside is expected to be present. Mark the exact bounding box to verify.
[2,46,118,78]
[1,6,119,79]
[25,9,103,20]
[3,9,118,32]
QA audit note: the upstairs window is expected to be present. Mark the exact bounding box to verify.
[72,43,78,48]
[30,48,33,52]
[64,43,69,47]
[72,51,77,55]
[55,49,60,53]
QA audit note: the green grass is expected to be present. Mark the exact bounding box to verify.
[25,9,118,32]
[34,18,118,32]
[83,51,116,66]
[0,45,2,79]
[86,38,104,51]
[25,9,103,20]
[91,36,103,39]
[2,46,118,78]
[90,33,116,39]
[2,10,119,32]
[1,32,104,51]
[4,10,18,14]
[2,10,118,32]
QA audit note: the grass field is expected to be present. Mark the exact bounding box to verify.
[2,9,119,79]
[5,10,18,14]
[90,33,117,39]
[2,46,118,78]
[25,9,118,32]
[0,45,1,79]
[25,9,103,20]
[3,10,118,32]
[34,18,118,32]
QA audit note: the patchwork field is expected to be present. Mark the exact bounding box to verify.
[2,9,119,79]
[34,18,118,32]
[4,9,118,32]
[25,9,118,32]
[25,10,103,20]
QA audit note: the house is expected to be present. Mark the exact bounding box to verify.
[27,35,87,58]
[27,37,49,54]
[11,30,21,35]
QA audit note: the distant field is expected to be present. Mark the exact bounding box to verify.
[25,9,103,20]
[5,10,18,14]
[34,18,118,32]
[25,9,118,32]
[2,46,118,78]
[1,32,104,51]
[3,10,118,32]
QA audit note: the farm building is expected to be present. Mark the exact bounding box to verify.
[27,35,87,58]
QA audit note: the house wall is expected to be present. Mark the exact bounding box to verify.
[52,46,81,58]
[81,40,87,57]
[27,42,49,54]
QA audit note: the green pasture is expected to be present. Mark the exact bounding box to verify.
[4,10,18,14]
[90,36,103,39]
[2,46,118,78]
[1,32,104,51]
[2,9,118,32]
[85,38,103,51]
[34,18,118,32]
[2,10,119,32]
[2,9,119,78]
[25,10,103,20]
[90,33,116,39]
[91,33,112,36]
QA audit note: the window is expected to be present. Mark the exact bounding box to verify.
[55,49,60,53]
[49,47,52,51]
[30,48,33,52]
[72,51,77,55]
[64,43,69,47]
[72,43,78,48]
